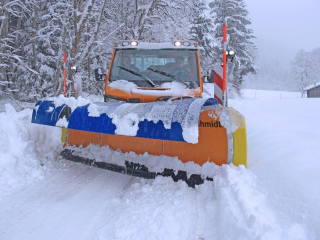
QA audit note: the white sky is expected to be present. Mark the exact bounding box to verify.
[244,0,320,66]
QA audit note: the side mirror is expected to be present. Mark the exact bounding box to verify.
[203,70,214,83]
[202,70,211,83]
[202,76,208,83]
[94,68,106,81]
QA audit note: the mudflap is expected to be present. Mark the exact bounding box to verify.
[60,149,211,188]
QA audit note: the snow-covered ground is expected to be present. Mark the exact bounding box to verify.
[0,90,319,240]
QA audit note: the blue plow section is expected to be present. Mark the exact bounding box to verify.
[32,100,71,126]
[32,98,220,143]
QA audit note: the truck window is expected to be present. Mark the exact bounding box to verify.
[108,49,200,88]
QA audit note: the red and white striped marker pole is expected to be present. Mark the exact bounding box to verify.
[213,23,228,106]
[222,23,227,107]
[63,51,66,96]
[213,65,223,104]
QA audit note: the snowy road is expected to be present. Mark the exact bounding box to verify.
[0,164,137,240]
[0,160,217,240]
[0,91,319,240]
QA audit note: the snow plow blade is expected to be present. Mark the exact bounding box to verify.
[32,97,247,186]
[32,99,71,127]
[60,148,209,187]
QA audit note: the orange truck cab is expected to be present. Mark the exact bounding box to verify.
[103,41,204,103]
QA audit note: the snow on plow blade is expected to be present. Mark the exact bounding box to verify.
[32,97,247,186]
[32,99,71,127]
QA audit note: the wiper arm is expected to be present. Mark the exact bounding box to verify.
[147,68,189,88]
[118,66,155,87]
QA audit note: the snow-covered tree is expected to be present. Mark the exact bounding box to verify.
[210,0,257,95]
[91,0,194,82]
[290,48,320,95]
[309,48,320,84]
[2,0,252,100]
[0,0,37,97]
[106,0,191,42]
[190,0,216,70]
[9,1,67,100]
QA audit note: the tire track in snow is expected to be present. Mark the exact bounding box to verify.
[0,161,91,233]
[94,177,207,240]
[0,161,136,240]
[193,181,217,239]
[184,184,199,239]
[56,171,136,240]
[213,165,283,240]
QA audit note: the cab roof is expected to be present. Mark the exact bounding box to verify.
[114,40,202,50]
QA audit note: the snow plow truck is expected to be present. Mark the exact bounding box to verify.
[32,40,247,187]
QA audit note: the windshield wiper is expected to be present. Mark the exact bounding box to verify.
[147,68,189,88]
[118,66,155,87]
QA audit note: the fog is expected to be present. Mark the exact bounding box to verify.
[245,0,320,67]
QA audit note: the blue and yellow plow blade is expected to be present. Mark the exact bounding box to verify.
[31,98,247,167]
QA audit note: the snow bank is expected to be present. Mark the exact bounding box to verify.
[213,165,307,240]
[96,177,217,240]
[0,104,61,200]
[230,97,320,240]
[95,164,307,240]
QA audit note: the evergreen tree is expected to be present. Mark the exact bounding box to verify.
[0,0,36,97]
[190,0,216,70]
[210,0,257,95]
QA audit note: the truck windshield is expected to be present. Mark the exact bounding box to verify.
[108,49,200,88]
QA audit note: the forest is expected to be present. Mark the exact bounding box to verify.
[0,0,319,100]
